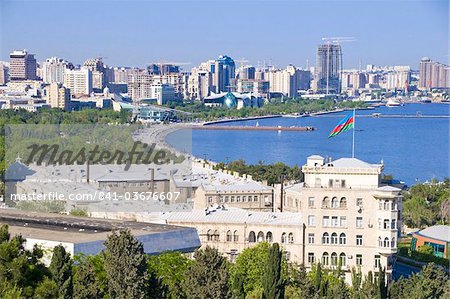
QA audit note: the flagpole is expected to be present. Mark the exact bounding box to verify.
[352,108,356,158]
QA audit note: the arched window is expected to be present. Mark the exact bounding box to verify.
[214,230,220,242]
[378,237,382,247]
[207,229,213,241]
[331,252,338,266]
[391,237,396,248]
[288,233,294,244]
[226,230,232,242]
[281,232,287,244]
[249,231,256,243]
[339,233,346,245]
[340,197,347,208]
[331,197,339,208]
[339,253,346,266]
[322,232,330,244]
[233,230,239,242]
[266,232,273,243]
[257,231,265,242]
[322,252,329,265]
[322,197,330,208]
[331,233,338,244]
[384,237,389,248]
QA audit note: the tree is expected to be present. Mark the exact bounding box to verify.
[230,242,270,295]
[183,246,230,299]
[262,243,284,299]
[49,245,73,299]
[147,251,192,299]
[73,256,103,299]
[34,277,58,299]
[103,229,147,299]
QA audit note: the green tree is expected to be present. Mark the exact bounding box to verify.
[34,277,58,299]
[262,243,284,299]
[103,229,147,299]
[49,245,73,299]
[230,242,270,295]
[183,246,230,299]
[73,256,104,299]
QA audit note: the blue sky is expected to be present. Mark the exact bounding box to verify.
[0,0,448,69]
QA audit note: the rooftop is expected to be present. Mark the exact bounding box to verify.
[415,225,450,243]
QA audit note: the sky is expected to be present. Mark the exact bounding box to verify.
[0,0,448,70]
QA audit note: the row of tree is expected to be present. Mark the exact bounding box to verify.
[0,224,448,299]
[166,98,367,121]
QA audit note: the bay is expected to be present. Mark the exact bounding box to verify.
[168,103,449,185]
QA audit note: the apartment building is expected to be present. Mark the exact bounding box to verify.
[46,82,71,110]
[63,68,92,96]
[9,50,37,81]
[284,155,402,281]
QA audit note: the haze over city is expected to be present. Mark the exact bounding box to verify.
[1,0,448,68]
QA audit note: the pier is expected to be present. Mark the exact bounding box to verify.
[190,125,315,131]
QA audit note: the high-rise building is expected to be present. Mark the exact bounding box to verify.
[63,68,92,96]
[149,83,175,105]
[128,73,153,101]
[9,50,37,81]
[42,57,72,84]
[46,82,71,110]
[419,57,449,89]
[315,44,342,94]
[83,58,105,92]
[0,63,8,85]
[266,65,310,97]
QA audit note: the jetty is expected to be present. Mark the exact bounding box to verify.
[190,125,315,131]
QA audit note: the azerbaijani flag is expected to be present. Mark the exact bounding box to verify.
[328,111,355,138]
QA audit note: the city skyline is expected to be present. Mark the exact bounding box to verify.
[0,0,448,69]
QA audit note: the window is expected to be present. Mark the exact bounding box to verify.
[322,197,330,208]
[340,197,347,208]
[378,237,382,247]
[378,218,382,229]
[375,255,381,268]
[356,198,363,207]
[281,232,287,244]
[308,233,315,244]
[308,215,316,227]
[208,196,213,203]
[214,230,220,241]
[253,196,258,202]
[331,233,338,244]
[356,217,363,228]
[308,253,315,264]
[340,233,346,245]
[384,237,389,247]
[248,231,256,243]
[392,200,398,211]
[322,232,330,244]
[288,233,294,244]
[331,252,338,266]
[391,219,397,230]
[230,196,235,202]
[341,180,346,188]
[331,216,338,227]
[391,237,396,248]
[236,196,241,202]
[356,235,363,246]
[331,197,339,208]
[323,216,330,227]
[225,196,229,202]
[322,252,329,265]
[233,230,239,242]
[242,196,247,202]
[340,216,347,227]
[383,200,389,210]
[266,232,273,243]
[328,179,333,188]
[356,254,363,266]
[207,229,213,241]
[339,253,346,266]
[226,230,232,242]
[257,231,265,242]
[383,219,389,230]
[308,197,315,208]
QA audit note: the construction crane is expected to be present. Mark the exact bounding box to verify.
[235,58,249,69]
[320,37,355,94]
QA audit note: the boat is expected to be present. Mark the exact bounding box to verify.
[386,99,402,107]
[420,97,432,103]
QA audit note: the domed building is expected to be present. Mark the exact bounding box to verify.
[203,92,263,109]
